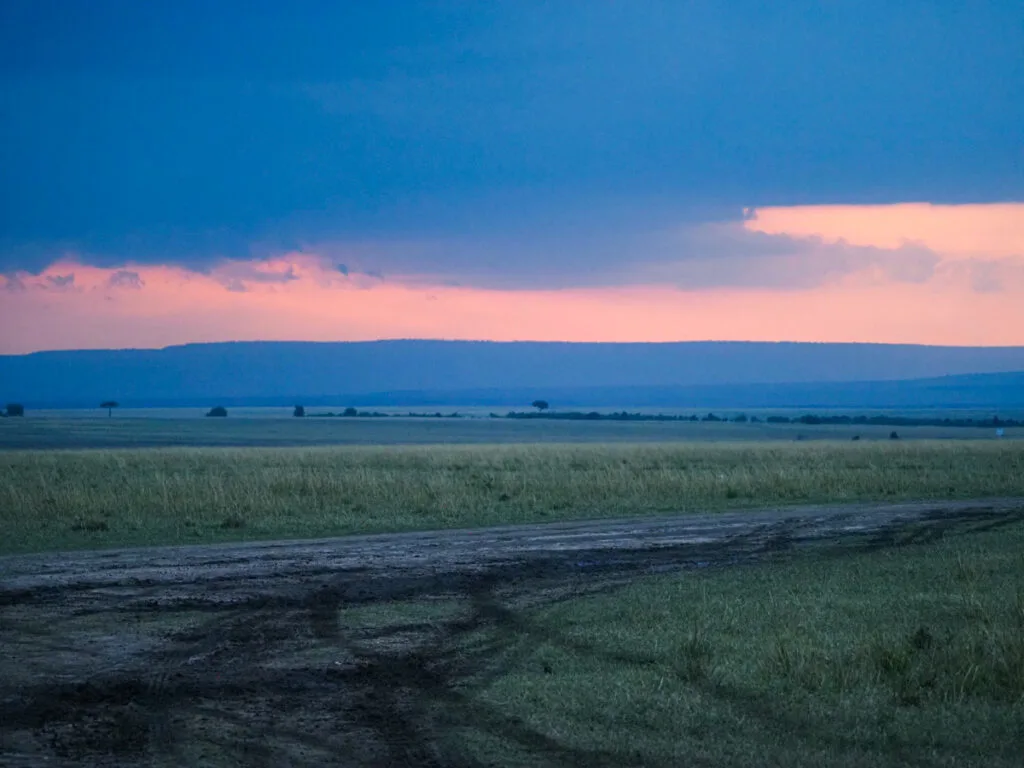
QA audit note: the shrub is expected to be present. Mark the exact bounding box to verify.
[4,403,24,417]
[206,406,228,418]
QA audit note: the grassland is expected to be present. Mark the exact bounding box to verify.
[2,441,1023,555]
[435,513,1024,766]
[1,412,1017,450]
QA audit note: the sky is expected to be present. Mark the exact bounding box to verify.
[1,1,1022,353]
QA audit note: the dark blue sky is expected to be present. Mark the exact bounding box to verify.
[1,0,1021,274]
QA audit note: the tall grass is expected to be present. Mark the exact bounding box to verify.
[2,441,1023,554]
[459,517,1024,766]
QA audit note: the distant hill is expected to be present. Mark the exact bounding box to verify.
[2,340,1024,409]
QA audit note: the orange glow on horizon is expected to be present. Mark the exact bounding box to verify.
[745,203,1024,259]
[3,203,1024,353]
[2,254,1024,352]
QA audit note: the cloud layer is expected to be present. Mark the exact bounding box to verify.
[2,5,1021,351]
[3,204,1024,353]
[2,2,1022,275]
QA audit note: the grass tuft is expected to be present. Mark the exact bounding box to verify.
[1,441,1022,554]
[460,517,1024,766]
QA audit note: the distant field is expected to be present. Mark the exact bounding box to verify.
[0,413,1018,450]
[2,441,1022,554]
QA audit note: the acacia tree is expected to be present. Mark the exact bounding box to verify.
[531,400,550,412]
[100,400,119,418]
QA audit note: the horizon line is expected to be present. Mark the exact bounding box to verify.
[8,338,1024,356]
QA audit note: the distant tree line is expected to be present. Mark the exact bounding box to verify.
[0,399,1013,430]
[504,410,742,422]
[502,410,1018,428]
[296,406,1017,429]
[308,408,463,418]
[766,414,1019,428]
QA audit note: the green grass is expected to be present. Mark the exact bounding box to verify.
[1,413,1017,450]
[2,441,1023,555]
[442,517,1024,766]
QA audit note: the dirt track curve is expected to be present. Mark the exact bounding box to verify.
[3,498,1023,767]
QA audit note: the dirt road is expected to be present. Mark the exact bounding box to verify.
[2,498,1023,767]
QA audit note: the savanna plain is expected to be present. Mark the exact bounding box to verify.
[1,414,1023,766]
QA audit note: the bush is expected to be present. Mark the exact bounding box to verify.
[343,407,358,417]
[293,405,305,418]
[206,406,228,418]
[4,403,25,417]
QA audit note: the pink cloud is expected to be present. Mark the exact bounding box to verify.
[2,204,1024,353]
[744,203,1024,259]
[1,252,1023,353]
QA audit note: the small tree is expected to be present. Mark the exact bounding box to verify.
[4,403,24,417]
[206,406,228,418]
[293,405,305,418]
[343,407,358,417]
[531,400,550,412]
[100,400,119,418]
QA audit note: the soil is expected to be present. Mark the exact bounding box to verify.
[2,498,1022,767]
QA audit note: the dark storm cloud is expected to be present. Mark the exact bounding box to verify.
[45,273,75,289]
[1,0,1021,277]
[107,269,144,289]
[321,225,943,291]
[651,236,942,291]
[212,262,299,292]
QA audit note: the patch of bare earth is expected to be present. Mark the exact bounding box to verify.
[2,499,1022,766]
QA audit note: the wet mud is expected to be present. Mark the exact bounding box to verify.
[2,499,1022,767]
